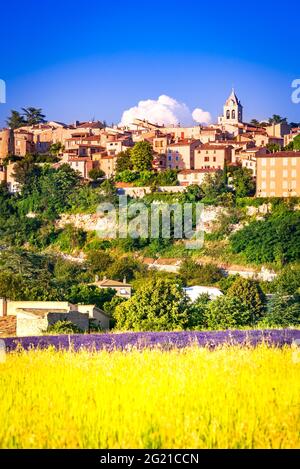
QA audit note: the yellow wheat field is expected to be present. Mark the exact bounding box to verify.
[0,345,299,449]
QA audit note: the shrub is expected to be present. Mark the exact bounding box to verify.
[114,278,189,331]
[230,210,300,264]
[188,293,210,329]
[86,250,113,274]
[179,259,223,285]
[227,277,266,321]
[47,320,83,334]
[259,295,300,327]
[205,296,254,329]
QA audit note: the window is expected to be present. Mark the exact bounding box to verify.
[270,170,275,178]
[291,180,297,189]
[283,170,288,178]
[206,150,209,154]
[270,158,275,166]
[261,170,266,178]
[175,156,179,161]
[292,169,297,178]
[213,157,216,162]
[204,157,209,162]
[168,156,172,161]
[270,181,275,189]
[292,158,297,166]
[261,158,266,166]
[232,110,236,119]
[226,110,230,119]
[282,180,288,189]
[261,181,266,189]
[283,158,288,166]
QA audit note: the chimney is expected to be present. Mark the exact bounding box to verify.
[0,298,7,317]
[123,276,127,284]
[95,274,99,283]
[103,275,107,281]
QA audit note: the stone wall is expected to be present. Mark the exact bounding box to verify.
[17,315,49,337]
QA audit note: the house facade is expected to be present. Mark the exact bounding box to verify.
[256,152,300,197]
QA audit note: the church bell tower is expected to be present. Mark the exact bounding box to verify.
[218,89,243,125]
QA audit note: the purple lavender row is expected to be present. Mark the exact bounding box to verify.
[3,329,300,352]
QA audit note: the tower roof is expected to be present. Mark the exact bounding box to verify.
[225,88,240,106]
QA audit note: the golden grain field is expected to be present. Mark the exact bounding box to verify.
[0,345,299,449]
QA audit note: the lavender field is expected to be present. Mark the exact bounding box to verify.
[3,329,300,352]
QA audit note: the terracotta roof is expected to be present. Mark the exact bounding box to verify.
[168,139,199,147]
[92,279,132,287]
[155,258,182,266]
[256,151,300,158]
[178,168,217,174]
[196,144,232,150]
[143,258,156,265]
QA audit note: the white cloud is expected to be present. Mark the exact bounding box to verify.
[119,94,211,127]
[192,108,212,124]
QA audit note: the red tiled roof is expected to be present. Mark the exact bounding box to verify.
[168,139,199,147]
[196,144,232,150]
[256,151,300,158]
[178,168,217,175]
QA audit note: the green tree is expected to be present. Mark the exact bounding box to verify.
[106,256,145,282]
[268,115,287,124]
[22,107,46,125]
[49,142,64,156]
[156,169,178,186]
[67,284,115,309]
[293,134,300,151]
[231,167,255,197]
[114,278,189,331]
[188,293,210,329]
[249,119,260,127]
[284,141,294,151]
[266,143,281,153]
[259,294,300,327]
[115,170,138,183]
[179,259,223,285]
[86,250,113,275]
[100,178,116,200]
[115,148,133,173]
[6,110,25,129]
[231,210,300,264]
[273,266,300,295]
[227,277,266,321]
[88,168,105,181]
[179,184,204,203]
[205,295,254,329]
[201,170,228,201]
[56,224,87,253]
[12,156,41,190]
[131,141,153,171]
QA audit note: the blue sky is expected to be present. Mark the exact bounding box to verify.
[0,0,299,126]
